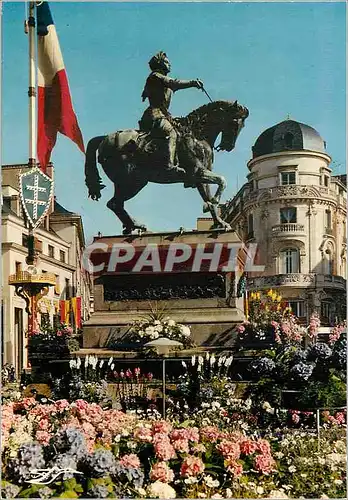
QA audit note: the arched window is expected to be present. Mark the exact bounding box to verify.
[280,248,299,274]
[324,247,334,275]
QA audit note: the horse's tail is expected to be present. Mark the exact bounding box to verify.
[85,135,107,200]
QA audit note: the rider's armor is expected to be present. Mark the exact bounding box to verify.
[139,71,199,174]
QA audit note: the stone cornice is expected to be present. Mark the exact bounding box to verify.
[247,150,332,170]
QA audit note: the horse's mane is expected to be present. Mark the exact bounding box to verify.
[176,100,236,136]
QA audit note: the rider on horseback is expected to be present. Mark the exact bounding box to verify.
[139,51,204,176]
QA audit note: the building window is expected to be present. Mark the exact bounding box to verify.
[60,250,66,263]
[280,207,297,224]
[281,248,299,273]
[65,278,70,300]
[48,245,55,258]
[321,301,333,324]
[288,300,306,318]
[281,172,296,185]
[22,234,29,248]
[247,213,254,238]
[3,196,11,209]
[15,261,22,275]
[324,249,334,275]
[325,210,332,235]
[324,176,330,187]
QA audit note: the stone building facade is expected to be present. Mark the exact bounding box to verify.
[221,119,346,325]
[1,163,92,373]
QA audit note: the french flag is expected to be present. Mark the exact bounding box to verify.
[37,2,85,171]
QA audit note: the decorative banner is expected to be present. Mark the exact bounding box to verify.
[70,297,77,327]
[19,167,53,228]
[76,297,82,329]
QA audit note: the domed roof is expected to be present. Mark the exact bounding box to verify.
[252,119,326,159]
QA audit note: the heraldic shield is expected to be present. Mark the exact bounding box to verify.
[19,168,53,228]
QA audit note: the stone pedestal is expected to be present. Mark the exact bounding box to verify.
[83,229,245,349]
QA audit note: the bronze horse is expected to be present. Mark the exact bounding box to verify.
[85,100,249,234]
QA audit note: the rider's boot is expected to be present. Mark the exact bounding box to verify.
[163,136,186,176]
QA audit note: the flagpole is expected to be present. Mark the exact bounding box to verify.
[28,1,37,169]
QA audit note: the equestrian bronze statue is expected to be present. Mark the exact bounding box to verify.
[85,52,249,234]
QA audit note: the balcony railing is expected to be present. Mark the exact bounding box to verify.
[8,271,57,286]
[272,223,305,234]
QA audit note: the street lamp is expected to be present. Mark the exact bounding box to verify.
[144,337,183,419]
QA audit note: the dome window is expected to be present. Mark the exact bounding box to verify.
[281,171,296,185]
[283,132,294,149]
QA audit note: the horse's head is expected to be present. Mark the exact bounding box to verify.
[216,100,249,152]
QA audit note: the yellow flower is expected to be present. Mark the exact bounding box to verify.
[276,295,282,302]
[250,292,255,300]
[256,292,261,300]
[265,305,269,311]
[267,289,274,297]
[271,293,278,302]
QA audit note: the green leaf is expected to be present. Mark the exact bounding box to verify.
[58,491,79,498]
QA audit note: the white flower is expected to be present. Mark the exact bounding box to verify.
[225,488,233,498]
[191,355,196,366]
[211,495,223,499]
[204,475,220,488]
[198,355,204,365]
[269,491,288,499]
[76,357,81,369]
[167,320,176,327]
[108,356,113,366]
[180,325,191,337]
[288,466,296,473]
[111,363,115,371]
[318,457,326,465]
[210,354,216,366]
[147,482,176,499]
[184,477,198,484]
[205,352,210,361]
[225,355,233,367]
[275,451,284,459]
[136,487,147,497]
[69,359,76,369]
[334,479,343,485]
[182,361,187,369]
[99,359,104,368]
[256,486,264,495]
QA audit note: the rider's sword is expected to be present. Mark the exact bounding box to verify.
[201,86,213,103]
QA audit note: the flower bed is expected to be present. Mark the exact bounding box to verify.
[1,398,346,498]
[28,324,80,362]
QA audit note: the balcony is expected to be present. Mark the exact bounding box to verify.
[272,223,305,235]
[8,271,57,286]
[323,275,346,290]
[247,273,316,289]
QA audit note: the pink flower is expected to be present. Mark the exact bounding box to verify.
[254,454,276,474]
[216,440,240,460]
[257,439,271,455]
[180,456,205,477]
[226,460,243,476]
[184,427,199,442]
[172,438,189,453]
[119,453,141,469]
[291,413,300,424]
[74,399,89,411]
[240,439,258,455]
[125,369,133,379]
[236,325,245,334]
[35,430,51,445]
[154,440,177,461]
[147,372,154,381]
[153,420,172,435]
[54,399,70,412]
[134,426,153,443]
[200,426,223,443]
[150,462,175,483]
[134,367,141,377]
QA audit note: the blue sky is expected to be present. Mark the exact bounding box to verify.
[2,1,346,242]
